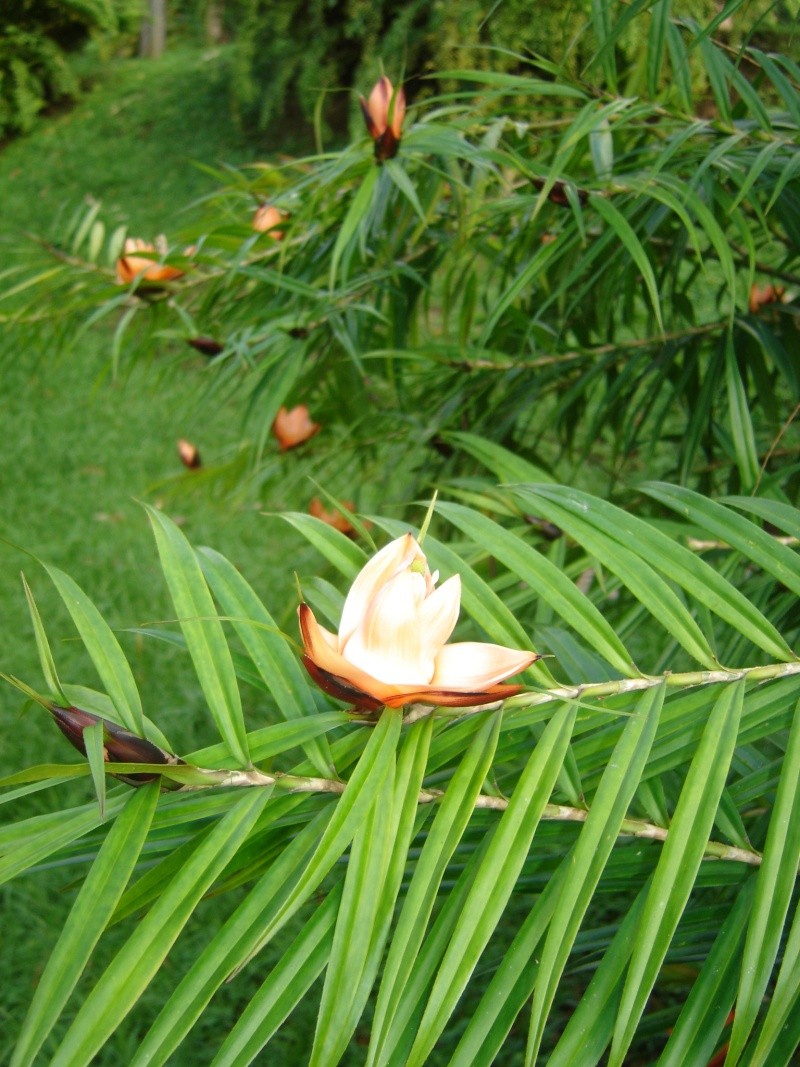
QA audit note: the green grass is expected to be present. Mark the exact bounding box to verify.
[0,45,263,235]
[0,46,327,1063]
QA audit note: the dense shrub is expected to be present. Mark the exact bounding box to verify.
[226,0,795,137]
[0,0,137,140]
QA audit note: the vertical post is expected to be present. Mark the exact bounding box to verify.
[139,0,166,58]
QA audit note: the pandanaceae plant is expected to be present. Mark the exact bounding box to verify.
[2,475,800,1065]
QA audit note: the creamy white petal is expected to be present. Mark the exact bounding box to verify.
[430,642,536,689]
[342,570,435,684]
[418,574,461,654]
[337,533,418,649]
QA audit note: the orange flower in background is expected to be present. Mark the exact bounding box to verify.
[359,76,406,162]
[115,236,185,285]
[748,282,785,314]
[177,438,201,469]
[299,532,538,710]
[252,204,287,238]
[309,497,360,536]
[272,405,321,450]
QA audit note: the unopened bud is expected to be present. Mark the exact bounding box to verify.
[51,705,178,786]
[187,336,224,357]
[177,438,202,469]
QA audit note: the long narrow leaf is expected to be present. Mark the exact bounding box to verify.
[146,506,249,767]
[44,564,145,734]
[11,784,159,1067]
[608,680,745,1065]
[51,789,269,1066]
[406,703,577,1067]
[526,683,665,1064]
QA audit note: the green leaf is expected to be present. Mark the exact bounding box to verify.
[526,684,665,1064]
[209,889,341,1067]
[229,708,402,979]
[748,893,800,1066]
[21,573,66,703]
[145,506,250,767]
[437,502,636,677]
[406,703,577,1066]
[642,484,800,599]
[608,680,745,1066]
[724,336,760,491]
[44,564,145,735]
[659,879,755,1067]
[280,512,368,582]
[11,784,159,1067]
[330,166,378,288]
[83,721,107,817]
[310,762,396,1066]
[367,710,503,1067]
[513,485,792,663]
[446,431,555,484]
[546,885,650,1067]
[311,717,434,1067]
[448,867,567,1067]
[726,698,800,1064]
[647,0,671,97]
[384,159,426,222]
[51,789,268,1067]
[129,807,332,1066]
[509,488,717,668]
[0,796,125,886]
[591,196,663,332]
[198,547,333,776]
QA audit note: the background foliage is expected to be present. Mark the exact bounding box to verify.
[0,0,145,139]
[1,0,800,1063]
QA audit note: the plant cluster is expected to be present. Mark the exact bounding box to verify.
[2,1,800,1064]
[0,0,140,140]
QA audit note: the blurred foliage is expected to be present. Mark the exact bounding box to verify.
[226,0,798,137]
[0,0,142,140]
[6,2,798,506]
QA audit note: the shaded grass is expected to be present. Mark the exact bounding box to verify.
[0,45,264,236]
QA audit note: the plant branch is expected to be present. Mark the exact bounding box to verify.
[428,319,729,372]
[170,765,763,866]
[401,658,800,726]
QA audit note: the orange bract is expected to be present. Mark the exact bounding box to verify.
[115,237,185,285]
[272,405,321,450]
[309,497,359,536]
[252,204,287,238]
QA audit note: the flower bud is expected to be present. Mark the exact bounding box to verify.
[115,237,185,285]
[359,76,406,162]
[177,438,202,469]
[187,336,224,357]
[51,705,178,786]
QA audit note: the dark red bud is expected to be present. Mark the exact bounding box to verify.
[187,336,225,357]
[51,705,178,786]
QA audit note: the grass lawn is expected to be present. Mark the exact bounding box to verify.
[0,45,330,1063]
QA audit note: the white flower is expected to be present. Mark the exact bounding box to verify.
[299,532,537,709]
